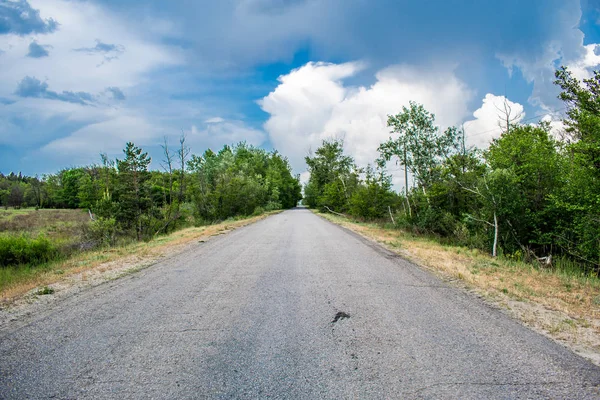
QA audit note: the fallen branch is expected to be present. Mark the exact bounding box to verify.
[323,206,348,218]
[536,254,553,269]
[154,212,181,237]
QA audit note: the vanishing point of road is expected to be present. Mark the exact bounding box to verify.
[1,209,599,399]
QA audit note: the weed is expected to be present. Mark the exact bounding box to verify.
[35,286,54,295]
[564,282,573,292]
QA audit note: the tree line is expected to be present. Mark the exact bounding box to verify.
[304,66,600,272]
[1,140,302,244]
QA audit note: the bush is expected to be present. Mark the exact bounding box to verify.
[264,201,282,212]
[0,234,59,267]
[252,206,265,216]
[85,217,117,247]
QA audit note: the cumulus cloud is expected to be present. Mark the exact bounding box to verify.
[566,43,600,81]
[259,61,473,173]
[496,1,599,111]
[0,0,58,35]
[463,94,525,149]
[540,114,566,140]
[26,40,50,58]
[15,76,95,105]
[105,86,125,101]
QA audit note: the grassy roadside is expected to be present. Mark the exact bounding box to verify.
[316,211,600,361]
[0,212,279,304]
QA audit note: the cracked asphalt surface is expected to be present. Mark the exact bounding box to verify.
[1,208,600,399]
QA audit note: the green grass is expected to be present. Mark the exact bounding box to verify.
[0,262,55,292]
[0,234,60,267]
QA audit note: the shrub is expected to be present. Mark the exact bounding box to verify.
[0,234,59,267]
[85,217,118,247]
[252,206,265,216]
[264,201,282,212]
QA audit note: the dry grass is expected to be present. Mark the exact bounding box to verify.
[318,211,600,363]
[0,212,278,304]
[0,208,89,244]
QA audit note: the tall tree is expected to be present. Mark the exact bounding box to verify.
[115,142,152,240]
[553,67,600,267]
[379,102,461,212]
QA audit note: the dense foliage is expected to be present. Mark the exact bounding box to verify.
[0,141,302,246]
[304,139,398,219]
[304,67,600,272]
[0,234,58,267]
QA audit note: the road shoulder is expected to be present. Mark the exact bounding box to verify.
[0,212,278,334]
[314,210,600,367]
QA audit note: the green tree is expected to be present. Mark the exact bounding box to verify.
[485,123,563,255]
[552,67,600,267]
[379,102,461,198]
[349,165,397,220]
[304,139,357,211]
[115,142,153,240]
[60,168,85,208]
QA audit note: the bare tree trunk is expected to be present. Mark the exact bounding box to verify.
[161,137,175,233]
[492,212,498,258]
[175,133,190,229]
[403,146,412,217]
[388,206,396,226]
[338,176,349,199]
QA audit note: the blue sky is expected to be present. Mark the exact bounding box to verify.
[0,0,599,180]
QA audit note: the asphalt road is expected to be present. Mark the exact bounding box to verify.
[1,208,600,399]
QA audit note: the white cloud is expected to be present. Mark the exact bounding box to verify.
[0,0,181,95]
[259,61,473,175]
[463,94,568,148]
[566,44,600,81]
[299,171,310,186]
[0,0,189,169]
[40,114,158,165]
[540,114,567,140]
[496,2,600,111]
[205,117,225,124]
[463,94,525,149]
[187,120,266,151]
[35,115,267,168]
